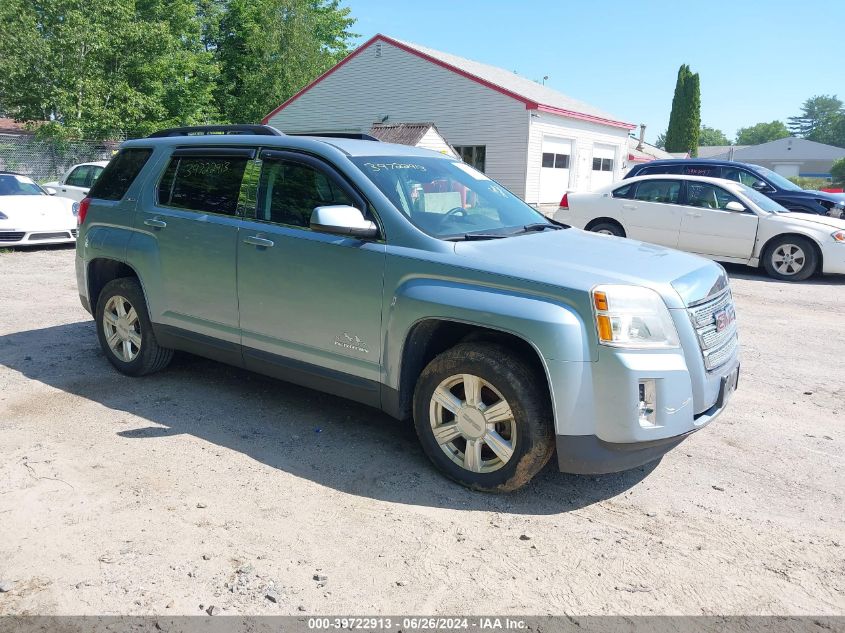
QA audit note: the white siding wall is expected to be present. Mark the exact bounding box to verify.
[267,40,530,197]
[417,128,458,157]
[525,113,629,203]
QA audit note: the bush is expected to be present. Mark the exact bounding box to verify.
[788,176,831,190]
[831,158,845,186]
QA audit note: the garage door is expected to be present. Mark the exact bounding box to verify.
[539,136,572,203]
[590,144,616,191]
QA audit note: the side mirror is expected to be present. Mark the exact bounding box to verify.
[725,201,746,212]
[751,181,769,192]
[310,205,378,238]
[44,187,57,196]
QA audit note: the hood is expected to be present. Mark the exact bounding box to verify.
[806,190,845,203]
[453,228,726,309]
[781,211,845,230]
[0,195,76,228]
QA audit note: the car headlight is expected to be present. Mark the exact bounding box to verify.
[72,202,80,216]
[592,285,680,349]
[832,230,845,242]
[0,210,7,220]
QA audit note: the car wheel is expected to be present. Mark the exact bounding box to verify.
[413,342,555,492]
[762,236,818,282]
[589,222,625,237]
[95,278,173,376]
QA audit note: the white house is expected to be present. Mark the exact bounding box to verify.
[367,122,458,158]
[263,34,635,205]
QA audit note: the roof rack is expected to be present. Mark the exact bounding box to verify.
[147,125,283,138]
[288,132,380,142]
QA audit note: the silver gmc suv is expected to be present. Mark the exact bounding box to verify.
[75,125,740,492]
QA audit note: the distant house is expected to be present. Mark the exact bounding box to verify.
[263,34,635,203]
[698,137,845,178]
[0,117,33,137]
[368,122,458,158]
[626,134,674,172]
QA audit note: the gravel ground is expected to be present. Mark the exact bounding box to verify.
[0,246,843,616]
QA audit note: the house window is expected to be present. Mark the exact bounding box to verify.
[454,145,486,173]
[543,152,570,169]
[592,157,614,172]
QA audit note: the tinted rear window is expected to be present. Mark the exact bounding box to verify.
[157,155,249,215]
[88,149,152,200]
[638,165,683,175]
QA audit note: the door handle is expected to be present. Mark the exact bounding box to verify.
[243,235,275,248]
[61,188,67,192]
[143,217,167,228]
[622,203,637,209]
[685,212,702,218]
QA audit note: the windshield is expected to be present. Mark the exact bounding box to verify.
[736,183,790,213]
[350,157,550,238]
[0,174,45,196]
[751,165,802,191]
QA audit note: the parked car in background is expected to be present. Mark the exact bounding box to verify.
[43,160,109,202]
[556,174,845,281]
[0,172,78,246]
[625,159,845,218]
[75,125,740,492]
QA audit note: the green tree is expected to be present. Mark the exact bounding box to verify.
[735,120,790,145]
[831,158,845,186]
[0,0,219,138]
[698,125,729,146]
[788,95,843,140]
[654,132,666,150]
[664,64,701,156]
[212,0,356,124]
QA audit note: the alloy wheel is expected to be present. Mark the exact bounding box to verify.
[102,295,142,362]
[429,373,517,473]
[772,243,806,276]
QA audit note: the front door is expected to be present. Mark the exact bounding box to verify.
[236,150,386,399]
[135,147,253,346]
[678,181,758,259]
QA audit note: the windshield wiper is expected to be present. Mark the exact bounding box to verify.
[521,222,565,232]
[444,231,511,241]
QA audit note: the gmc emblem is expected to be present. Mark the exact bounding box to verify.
[714,306,736,332]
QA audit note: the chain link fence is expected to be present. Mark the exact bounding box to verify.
[0,134,120,183]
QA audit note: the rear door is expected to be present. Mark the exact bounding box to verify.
[619,179,683,247]
[135,147,252,348]
[236,150,386,393]
[60,165,96,201]
[677,181,758,259]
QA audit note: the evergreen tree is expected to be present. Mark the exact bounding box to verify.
[664,64,701,155]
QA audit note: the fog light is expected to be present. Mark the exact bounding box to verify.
[638,379,657,425]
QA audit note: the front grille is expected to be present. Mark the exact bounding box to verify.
[29,232,71,240]
[0,231,25,242]
[71,229,79,238]
[687,289,738,371]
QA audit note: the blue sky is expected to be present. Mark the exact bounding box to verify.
[342,0,844,144]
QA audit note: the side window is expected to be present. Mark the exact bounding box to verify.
[88,148,153,201]
[256,159,355,228]
[639,165,682,176]
[682,164,720,178]
[722,167,766,189]
[87,166,104,187]
[612,183,634,198]
[65,165,91,187]
[633,179,680,204]
[454,146,486,173]
[157,155,249,215]
[685,182,741,210]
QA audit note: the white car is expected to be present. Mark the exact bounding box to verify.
[0,172,78,246]
[42,160,108,202]
[555,174,845,281]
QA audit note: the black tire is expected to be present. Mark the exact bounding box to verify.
[762,235,818,282]
[588,221,625,237]
[95,277,173,376]
[413,342,555,492]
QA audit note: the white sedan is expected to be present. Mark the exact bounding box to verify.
[555,174,845,281]
[42,160,108,202]
[0,172,78,246]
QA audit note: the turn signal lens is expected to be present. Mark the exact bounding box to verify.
[832,231,845,242]
[593,291,609,311]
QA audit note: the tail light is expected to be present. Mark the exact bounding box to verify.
[559,192,569,209]
[77,197,91,226]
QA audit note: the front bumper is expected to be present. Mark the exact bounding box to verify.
[0,228,77,246]
[821,243,845,275]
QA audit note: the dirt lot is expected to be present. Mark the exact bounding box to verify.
[0,246,843,616]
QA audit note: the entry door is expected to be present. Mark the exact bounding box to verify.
[590,144,616,191]
[539,136,572,203]
[678,181,758,259]
[135,147,253,345]
[237,151,386,392]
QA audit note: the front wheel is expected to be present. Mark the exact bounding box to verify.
[588,221,625,237]
[413,342,555,492]
[762,236,818,281]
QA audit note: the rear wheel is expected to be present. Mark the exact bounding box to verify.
[95,278,173,376]
[588,221,625,237]
[762,236,818,281]
[413,342,555,492]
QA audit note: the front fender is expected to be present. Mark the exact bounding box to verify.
[383,277,594,391]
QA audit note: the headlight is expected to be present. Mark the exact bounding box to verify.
[0,211,7,220]
[72,202,80,216]
[832,230,845,242]
[592,285,680,349]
